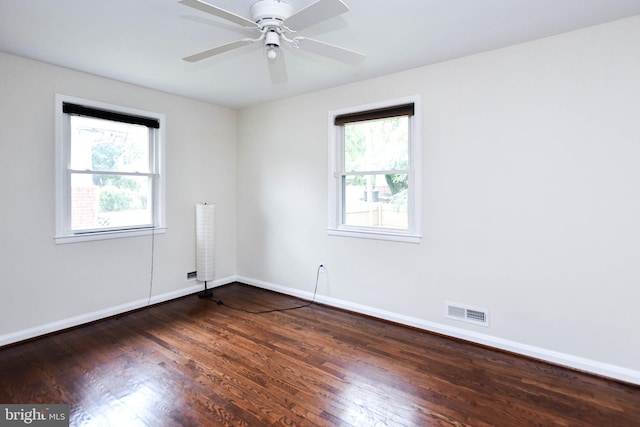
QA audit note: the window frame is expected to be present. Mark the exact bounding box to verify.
[54,94,166,244]
[328,96,422,243]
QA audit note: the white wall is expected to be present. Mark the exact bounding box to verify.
[237,15,640,380]
[0,52,237,341]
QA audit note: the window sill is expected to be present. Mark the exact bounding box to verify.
[327,227,421,244]
[55,227,167,245]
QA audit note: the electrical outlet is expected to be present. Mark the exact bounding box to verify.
[187,271,197,279]
[319,264,326,273]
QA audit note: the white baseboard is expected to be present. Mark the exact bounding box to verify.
[0,276,235,347]
[237,276,640,386]
[5,275,638,386]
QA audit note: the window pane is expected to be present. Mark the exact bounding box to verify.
[343,173,408,229]
[70,116,150,173]
[70,173,152,231]
[344,116,408,172]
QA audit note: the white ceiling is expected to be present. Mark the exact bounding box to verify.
[1,0,640,109]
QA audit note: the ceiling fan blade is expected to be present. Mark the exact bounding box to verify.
[268,51,288,84]
[295,37,365,64]
[179,0,259,29]
[182,39,254,62]
[283,0,349,31]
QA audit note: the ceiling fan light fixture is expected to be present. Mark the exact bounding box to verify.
[266,46,278,59]
[265,30,280,59]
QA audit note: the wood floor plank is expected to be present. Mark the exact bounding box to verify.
[1,282,638,426]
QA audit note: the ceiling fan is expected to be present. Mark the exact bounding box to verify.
[178,0,365,65]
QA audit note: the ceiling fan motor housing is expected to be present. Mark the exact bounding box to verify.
[250,0,293,27]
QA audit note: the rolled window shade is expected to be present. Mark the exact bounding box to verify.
[334,103,414,126]
[196,203,215,282]
[62,102,160,128]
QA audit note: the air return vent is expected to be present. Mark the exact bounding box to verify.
[445,302,489,327]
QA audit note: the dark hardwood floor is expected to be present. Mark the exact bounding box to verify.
[1,283,638,426]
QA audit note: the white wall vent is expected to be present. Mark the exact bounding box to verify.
[445,302,489,327]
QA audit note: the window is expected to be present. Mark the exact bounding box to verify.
[328,96,421,243]
[55,95,166,244]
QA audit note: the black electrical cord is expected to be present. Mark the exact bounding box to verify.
[213,265,323,314]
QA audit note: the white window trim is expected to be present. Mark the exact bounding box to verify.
[54,94,166,244]
[328,95,422,243]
